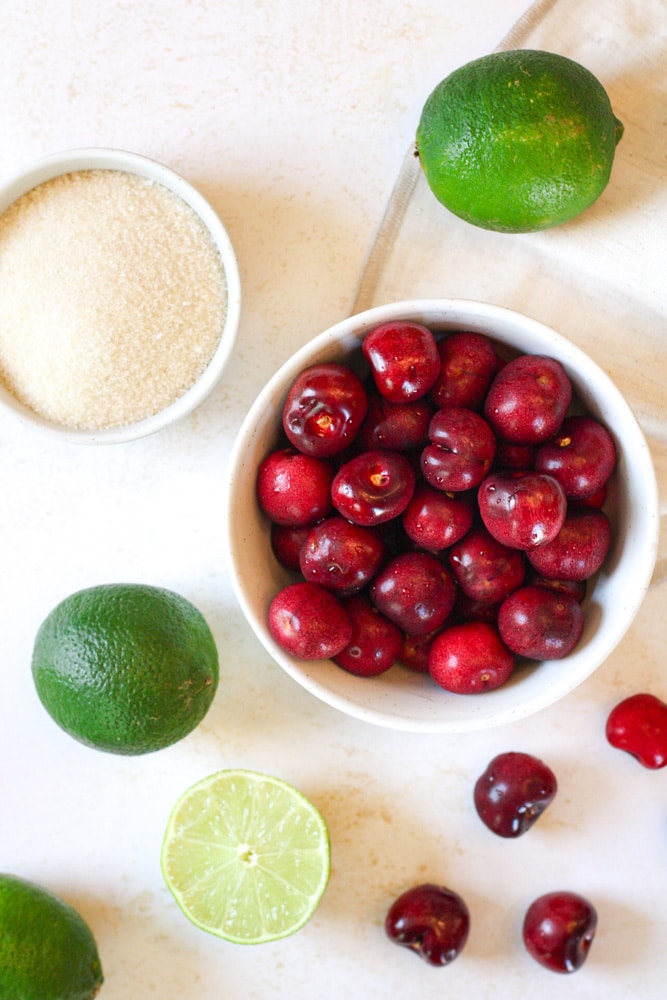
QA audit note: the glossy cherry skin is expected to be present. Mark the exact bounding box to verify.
[385,883,470,966]
[527,509,611,581]
[357,389,433,451]
[478,471,567,550]
[370,551,457,636]
[299,516,385,596]
[484,354,572,445]
[523,892,597,973]
[498,586,584,660]
[430,330,499,409]
[421,407,496,492]
[270,523,311,571]
[362,321,440,403]
[401,482,474,552]
[448,525,526,605]
[428,621,515,693]
[474,751,558,837]
[282,362,368,457]
[331,449,416,526]
[534,414,617,499]
[268,582,352,659]
[333,593,403,676]
[605,693,667,768]
[257,448,333,527]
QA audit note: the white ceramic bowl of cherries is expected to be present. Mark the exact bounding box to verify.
[225,299,659,733]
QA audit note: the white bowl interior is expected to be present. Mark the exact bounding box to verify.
[0,147,241,444]
[224,299,659,733]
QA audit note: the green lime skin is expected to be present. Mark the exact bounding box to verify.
[416,49,624,233]
[0,873,103,1000]
[31,583,219,755]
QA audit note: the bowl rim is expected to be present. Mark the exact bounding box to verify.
[0,146,242,445]
[224,297,660,733]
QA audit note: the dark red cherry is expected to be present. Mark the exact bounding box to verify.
[430,330,499,409]
[282,362,368,457]
[370,551,457,636]
[362,321,440,403]
[527,509,611,581]
[484,354,572,444]
[474,751,558,837]
[299,516,385,596]
[331,449,415,526]
[498,585,585,659]
[421,407,496,492]
[523,892,597,973]
[478,471,567,550]
[333,593,403,676]
[428,621,515,693]
[385,883,470,966]
[534,414,616,499]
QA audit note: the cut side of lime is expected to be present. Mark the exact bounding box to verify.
[161,769,330,945]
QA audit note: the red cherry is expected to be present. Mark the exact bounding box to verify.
[428,621,515,694]
[362,321,440,402]
[605,693,667,768]
[385,883,470,966]
[484,354,572,445]
[282,362,368,457]
[523,891,597,973]
[268,582,352,659]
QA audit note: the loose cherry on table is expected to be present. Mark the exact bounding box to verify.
[605,692,667,768]
[527,508,611,581]
[473,751,558,837]
[522,891,597,973]
[384,883,470,966]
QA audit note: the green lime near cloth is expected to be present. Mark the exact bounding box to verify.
[0,873,103,999]
[31,582,219,755]
[416,49,624,233]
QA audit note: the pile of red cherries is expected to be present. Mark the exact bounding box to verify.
[257,320,616,692]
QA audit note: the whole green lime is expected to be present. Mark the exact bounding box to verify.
[416,49,624,233]
[0,873,103,1000]
[32,583,219,755]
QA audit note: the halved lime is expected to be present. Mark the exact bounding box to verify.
[161,769,330,944]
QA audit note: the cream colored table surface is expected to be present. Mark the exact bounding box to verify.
[1,2,665,998]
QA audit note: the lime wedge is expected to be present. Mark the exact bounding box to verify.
[161,769,330,944]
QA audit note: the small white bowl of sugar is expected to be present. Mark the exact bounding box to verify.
[0,148,241,443]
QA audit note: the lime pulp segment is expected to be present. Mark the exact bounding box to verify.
[161,769,330,944]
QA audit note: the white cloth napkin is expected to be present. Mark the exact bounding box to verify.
[352,0,667,583]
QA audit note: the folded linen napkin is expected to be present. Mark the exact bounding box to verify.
[352,0,667,583]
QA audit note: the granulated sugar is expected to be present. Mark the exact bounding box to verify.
[0,169,228,430]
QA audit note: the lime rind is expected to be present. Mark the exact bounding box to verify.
[161,769,330,945]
